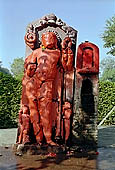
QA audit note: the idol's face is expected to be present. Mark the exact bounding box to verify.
[42,32,58,49]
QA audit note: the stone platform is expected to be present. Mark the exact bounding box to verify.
[13,144,66,156]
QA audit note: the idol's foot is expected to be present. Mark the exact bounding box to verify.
[37,143,42,147]
[36,131,43,146]
[36,140,42,146]
[47,140,58,146]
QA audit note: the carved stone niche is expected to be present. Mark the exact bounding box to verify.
[76,41,99,74]
[16,14,77,153]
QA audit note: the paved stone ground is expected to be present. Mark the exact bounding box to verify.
[0,128,17,146]
[97,126,115,170]
[0,126,115,170]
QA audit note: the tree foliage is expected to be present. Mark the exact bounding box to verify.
[0,72,22,128]
[0,61,11,75]
[101,15,115,56]
[10,57,24,80]
[100,57,115,82]
[98,81,115,125]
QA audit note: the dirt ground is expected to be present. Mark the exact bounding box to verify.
[0,146,97,170]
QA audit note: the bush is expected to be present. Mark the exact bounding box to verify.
[98,81,115,125]
[0,72,22,128]
[0,72,114,128]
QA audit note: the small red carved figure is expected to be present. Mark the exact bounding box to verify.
[18,105,30,144]
[61,37,74,71]
[82,48,93,69]
[62,101,72,143]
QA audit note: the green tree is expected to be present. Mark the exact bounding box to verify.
[0,61,11,75]
[0,72,22,128]
[10,57,24,80]
[101,15,115,56]
[98,81,115,125]
[100,57,115,82]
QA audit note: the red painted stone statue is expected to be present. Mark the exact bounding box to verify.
[17,29,75,146]
[24,32,60,145]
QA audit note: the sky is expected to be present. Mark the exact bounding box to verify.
[0,0,115,70]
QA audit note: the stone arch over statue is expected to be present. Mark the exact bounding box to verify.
[25,13,77,59]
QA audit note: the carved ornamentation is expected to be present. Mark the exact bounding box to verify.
[61,37,74,71]
[24,32,37,49]
[25,13,77,49]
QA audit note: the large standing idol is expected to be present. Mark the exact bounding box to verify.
[17,14,77,147]
[16,14,99,151]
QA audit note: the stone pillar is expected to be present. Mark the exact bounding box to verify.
[73,41,99,148]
